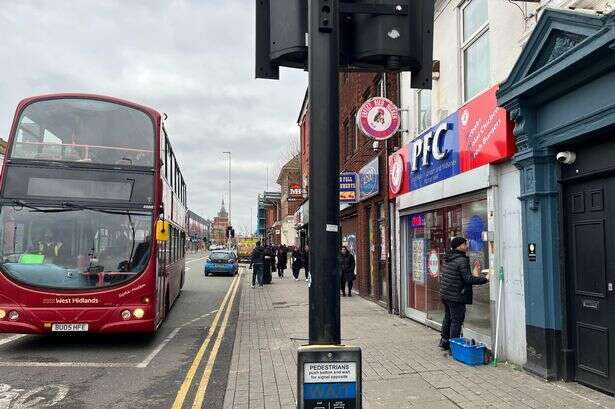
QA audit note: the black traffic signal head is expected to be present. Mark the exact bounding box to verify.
[255,0,308,79]
[255,0,434,89]
[339,0,434,89]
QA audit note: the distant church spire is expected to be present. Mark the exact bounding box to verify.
[218,198,228,218]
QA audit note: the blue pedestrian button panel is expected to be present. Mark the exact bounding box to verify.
[304,382,357,399]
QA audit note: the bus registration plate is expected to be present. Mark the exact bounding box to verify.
[52,323,89,332]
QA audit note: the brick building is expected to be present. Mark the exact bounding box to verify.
[339,72,400,310]
[298,72,400,310]
[276,155,301,246]
[212,199,229,244]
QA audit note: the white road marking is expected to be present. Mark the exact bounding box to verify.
[0,334,27,347]
[137,327,181,368]
[0,383,69,408]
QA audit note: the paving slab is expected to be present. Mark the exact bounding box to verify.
[223,270,615,409]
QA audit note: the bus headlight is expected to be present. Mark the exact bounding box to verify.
[8,311,19,321]
[0,309,5,319]
[133,308,145,319]
[121,310,131,320]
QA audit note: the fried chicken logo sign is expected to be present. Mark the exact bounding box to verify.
[357,97,400,141]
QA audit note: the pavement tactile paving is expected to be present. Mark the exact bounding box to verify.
[222,270,615,409]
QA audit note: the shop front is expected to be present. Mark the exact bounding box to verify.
[497,10,615,391]
[392,85,521,352]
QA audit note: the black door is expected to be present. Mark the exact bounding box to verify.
[565,176,615,393]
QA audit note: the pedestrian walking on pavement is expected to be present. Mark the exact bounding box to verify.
[276,245,288,278]
[302,245,310,281]
[291,246,302,281]
[263,244,274,284]
[249,241,265,288]
[438,237,489,351]
[340,246,355,297]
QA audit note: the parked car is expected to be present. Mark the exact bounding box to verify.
[204,250,238,276]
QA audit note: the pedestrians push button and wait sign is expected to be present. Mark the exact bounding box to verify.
[298,346,362,409]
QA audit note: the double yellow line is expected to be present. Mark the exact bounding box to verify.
[172,271,242,409]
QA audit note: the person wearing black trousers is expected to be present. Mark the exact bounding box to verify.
[291,246,302,281]
[263,245,274,284]
[438,237,489,350]
[276,245,288,278]
[302,245,310,281]
[340,246,355,297]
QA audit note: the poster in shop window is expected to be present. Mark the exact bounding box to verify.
[412,239,425,285]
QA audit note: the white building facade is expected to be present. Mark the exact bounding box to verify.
[391,0,615,368]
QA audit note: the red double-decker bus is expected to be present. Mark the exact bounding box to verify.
[0,94,187,333]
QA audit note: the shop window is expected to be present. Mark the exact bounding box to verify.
[417,90,432,134]
[461,0,490,101]
[404,198,490,337]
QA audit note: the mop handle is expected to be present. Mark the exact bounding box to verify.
[492,266,504,366]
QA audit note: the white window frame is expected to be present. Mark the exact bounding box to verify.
[416,89,432,135]
[459,0,490,103]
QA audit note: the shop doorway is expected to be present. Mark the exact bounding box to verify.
[565,176,615,394]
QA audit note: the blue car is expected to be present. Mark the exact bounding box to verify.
[204,250,238,276]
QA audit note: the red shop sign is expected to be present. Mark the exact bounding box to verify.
[357,97,400,141]
[459,85,515,172]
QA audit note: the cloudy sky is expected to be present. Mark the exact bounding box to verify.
[0,0,307,234]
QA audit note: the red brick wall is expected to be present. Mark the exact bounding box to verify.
[338,72,400,306]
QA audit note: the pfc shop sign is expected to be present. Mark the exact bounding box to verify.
[388,85,515,195]
[357,97,400,141]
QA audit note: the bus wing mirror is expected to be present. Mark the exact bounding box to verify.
[156,220,169,241]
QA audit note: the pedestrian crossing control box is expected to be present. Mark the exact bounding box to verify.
[297,345,362,409]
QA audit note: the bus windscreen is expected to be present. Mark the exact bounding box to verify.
[11,98,155,167]
[0,206,152,289]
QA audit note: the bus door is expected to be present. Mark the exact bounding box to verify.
[156,239,167,322]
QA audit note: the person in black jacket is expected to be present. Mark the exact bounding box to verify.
[439,237,489,350]
[249,241,265,288]
[340,246,355,297]
[263,245,275,284]
[276,245,288,278]
[291,246,302,280]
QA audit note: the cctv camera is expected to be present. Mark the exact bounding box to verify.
[556,151,576,165]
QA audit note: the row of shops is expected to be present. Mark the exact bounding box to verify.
[386,9,615,394]
[295,6,615,395]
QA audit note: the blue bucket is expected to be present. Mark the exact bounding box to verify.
[449,337,486,366]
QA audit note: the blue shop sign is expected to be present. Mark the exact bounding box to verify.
[340,172,358,203]
[409,112,460,191]
[359,157,379,201]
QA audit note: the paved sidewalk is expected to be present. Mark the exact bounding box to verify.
[223,272,615,409]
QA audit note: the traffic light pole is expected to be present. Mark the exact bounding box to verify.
[307,0,340,346]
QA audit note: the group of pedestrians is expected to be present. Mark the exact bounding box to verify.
[249,242,310,288]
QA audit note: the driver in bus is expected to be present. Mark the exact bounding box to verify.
[37,228,68,264]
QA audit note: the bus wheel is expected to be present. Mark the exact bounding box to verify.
[180,270,185,290]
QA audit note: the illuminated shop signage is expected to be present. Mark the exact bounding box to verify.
[388,85,515,196]
[410,214,425,228]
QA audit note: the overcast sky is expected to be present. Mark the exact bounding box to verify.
[0,0,307,234]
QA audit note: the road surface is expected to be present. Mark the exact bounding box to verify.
[0,254,242,409]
